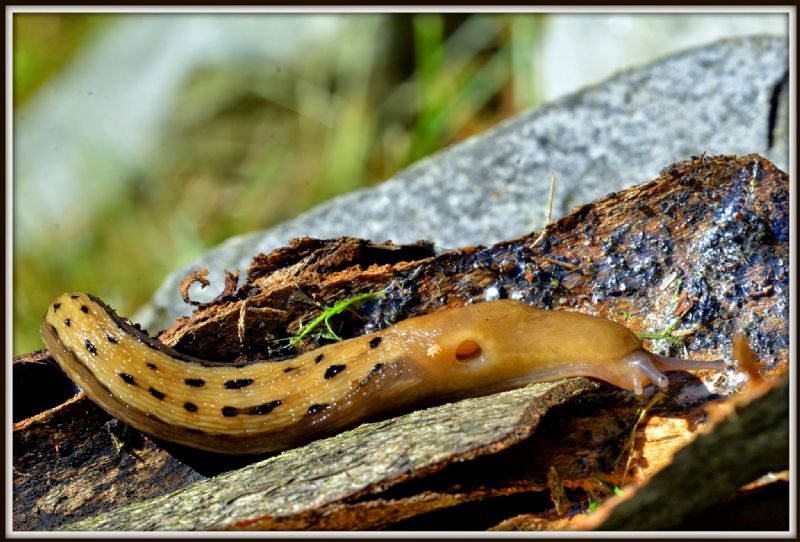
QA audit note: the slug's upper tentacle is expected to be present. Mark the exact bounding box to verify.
[41,293,727,454]
[649,352,727,374]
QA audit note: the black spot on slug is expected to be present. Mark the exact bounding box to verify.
[185,378,205,387]
[224,378,254,390]
[106,333,118,344]
[183,402,198,412]
[372,362,384,373]
[315,354,324,364]
[80,305,89,314]
[119,373,136,385]
[146,363,158,370]
[64,318,71,327]
[53,303,61,311]
[243,400,283,415]
[70,295,79,299]
[85,339,97,356]
[369,336,382,348]
[306,403,328,416]
[324,364,346,379]
[186,428,205,435]
[149,387,166,400]
[220,401,285,417]
[283,367,297,373]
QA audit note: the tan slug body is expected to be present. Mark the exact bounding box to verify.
[41,293,725,455]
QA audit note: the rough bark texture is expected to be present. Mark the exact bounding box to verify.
[575,377,789,531]
[12,154,789,531]
[60,380,595,531]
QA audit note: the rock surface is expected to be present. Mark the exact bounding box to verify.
[139,35,788,332]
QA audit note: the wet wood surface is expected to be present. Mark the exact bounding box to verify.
[12,153,789,531]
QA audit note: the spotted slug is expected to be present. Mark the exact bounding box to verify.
[41,293,725,455]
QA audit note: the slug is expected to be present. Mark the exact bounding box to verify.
[41,293,725,455]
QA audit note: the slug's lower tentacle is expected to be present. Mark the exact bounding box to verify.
[619,351,670,395]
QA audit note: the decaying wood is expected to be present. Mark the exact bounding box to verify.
[180,268,240,306]
[12,350,76,422]
[162,237,439,361]
[574,376,789,531]
[12,154,789,531]
[62,380,595,530]
[491,476,790,532]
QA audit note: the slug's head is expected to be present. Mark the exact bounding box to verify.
[413,300,726,395]
[617,349,727,395]
[611,350,673,395]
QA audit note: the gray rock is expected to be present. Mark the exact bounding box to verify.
[138,35,788,331]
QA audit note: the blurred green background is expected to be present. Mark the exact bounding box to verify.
[13,13,544,355]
